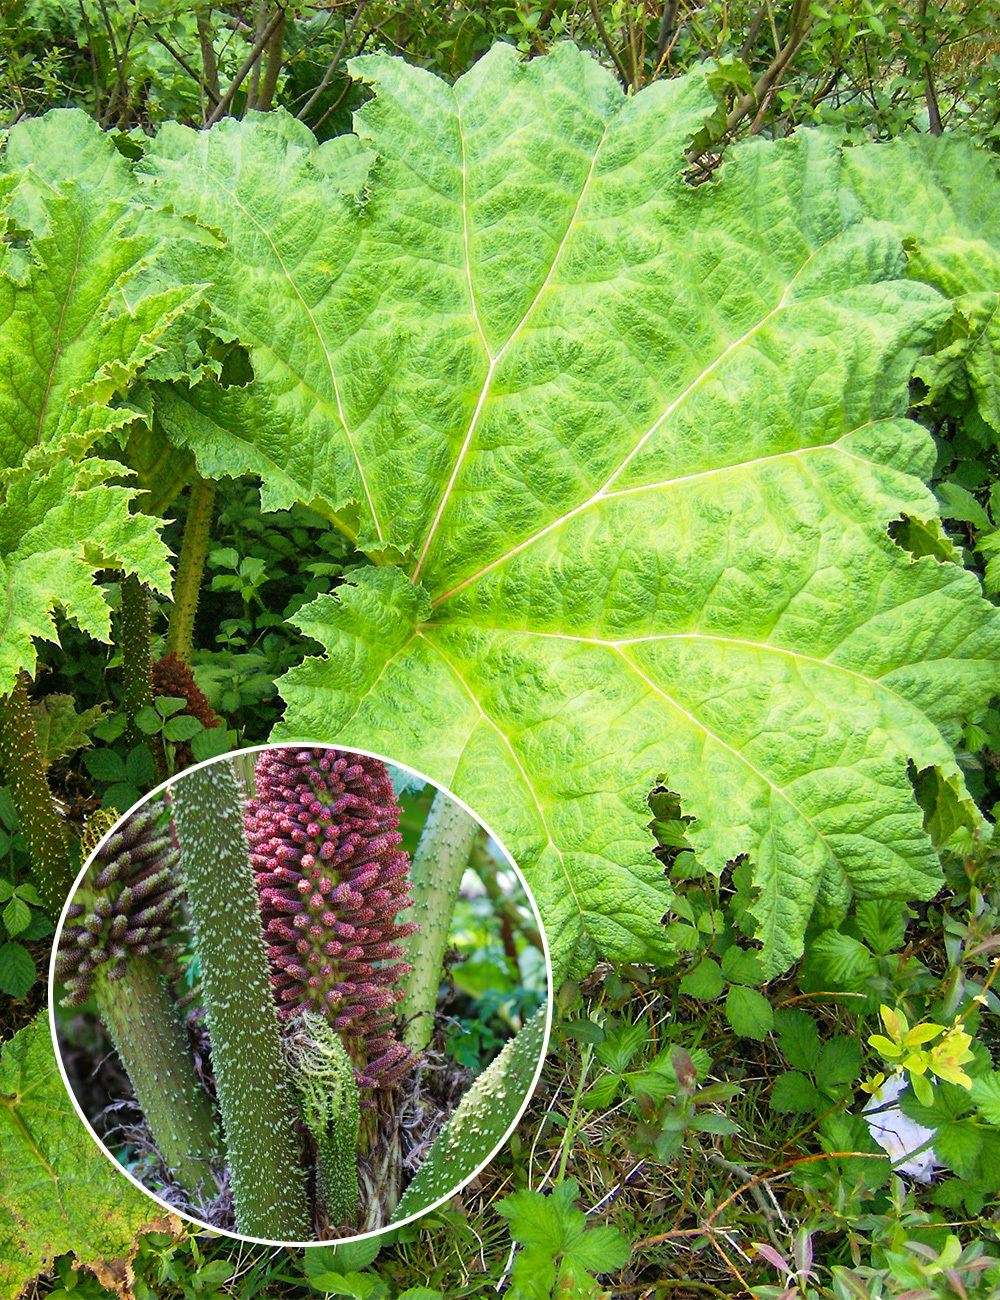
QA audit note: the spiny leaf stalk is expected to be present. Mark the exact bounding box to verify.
[245,747,419,1093]
[0,673,73,915]
[401,790,478,1053]
[118,573,155,753]
[170,759,311,1239]
[165,474,216,663]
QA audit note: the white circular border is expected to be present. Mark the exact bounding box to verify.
[48,740,554,1248]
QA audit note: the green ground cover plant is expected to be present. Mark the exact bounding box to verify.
[1,3,1000,1297]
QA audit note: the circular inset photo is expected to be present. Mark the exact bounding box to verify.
[50,745,551,1244]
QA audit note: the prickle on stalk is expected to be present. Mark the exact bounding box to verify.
[245,747,419,1095]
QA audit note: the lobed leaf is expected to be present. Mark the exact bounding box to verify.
[0,110,202,692]
[0,1014,181,1296]
[139,46,1000,978]
[843,134,1000,439]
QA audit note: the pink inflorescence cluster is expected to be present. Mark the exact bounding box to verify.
[245,747,419,1092]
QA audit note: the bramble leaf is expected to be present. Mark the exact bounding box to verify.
[140,47,1000,978]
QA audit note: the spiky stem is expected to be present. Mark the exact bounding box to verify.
[400,791,478,1053]
[392,1007,548,1223]
[170,760,311,1240]
[118,574,165,782]
[0,673,72,915]
[91,953,220,1195]
[165,474,216,662]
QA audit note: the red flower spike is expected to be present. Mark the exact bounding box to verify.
[245,747,419,1092]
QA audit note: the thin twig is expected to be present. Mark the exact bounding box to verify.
[245,0,268,111]
[296,0,367,121]
[148,27,220,107]
[588,0,631,89]
[206,4,285,126]
[251,9,286,112]
[198,10,221,107]
[655,0,679,65]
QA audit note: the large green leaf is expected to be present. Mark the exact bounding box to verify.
[140,46,1000,978]
[843,134,1000,438]
[0,1014,179,1296]
[0,110,187,690]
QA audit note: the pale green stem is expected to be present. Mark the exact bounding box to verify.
[400,791,478,1053]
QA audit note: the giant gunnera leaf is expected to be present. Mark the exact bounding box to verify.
[0,110,191,692]
[139,45,1000,978]
[0,1015,180,1297]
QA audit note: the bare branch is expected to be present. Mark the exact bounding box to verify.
[206,4,285,127]
[296,0,367,122]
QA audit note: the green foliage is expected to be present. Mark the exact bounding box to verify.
[496,1178,630,1300]
[0,110,195,692]
[0,1014,176,1296]
[134,47,1000,983]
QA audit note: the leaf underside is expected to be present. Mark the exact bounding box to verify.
[138,46,1000,978]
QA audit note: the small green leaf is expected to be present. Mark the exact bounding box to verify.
[0,942,36,998]
[19,912,54,941]
[594,1022,647,1074]
[13,882,42,906]
[725,986,773,1040]
[971,1072,1000,1126]
[934,1120,983,1180]
[770,1071,820,1114]
[720,947,766,987]
[817,1036,863,1088]
[195,1262,235,1288]
[583,1073,620,1109]
[690,1111,738,1135]
[0,790,16,831]
[154,696,187,718]
[164,715,203,743]
[773,1009,820,1072]
[102,783,142,812]
[84,748,128,783]
[678,957,724,1001]
[190,728,230,762]
[3,896,31,938]
[133,706,163,735]
[125,746,156,787]
[854,899,907,956]
[0,879,12,903]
